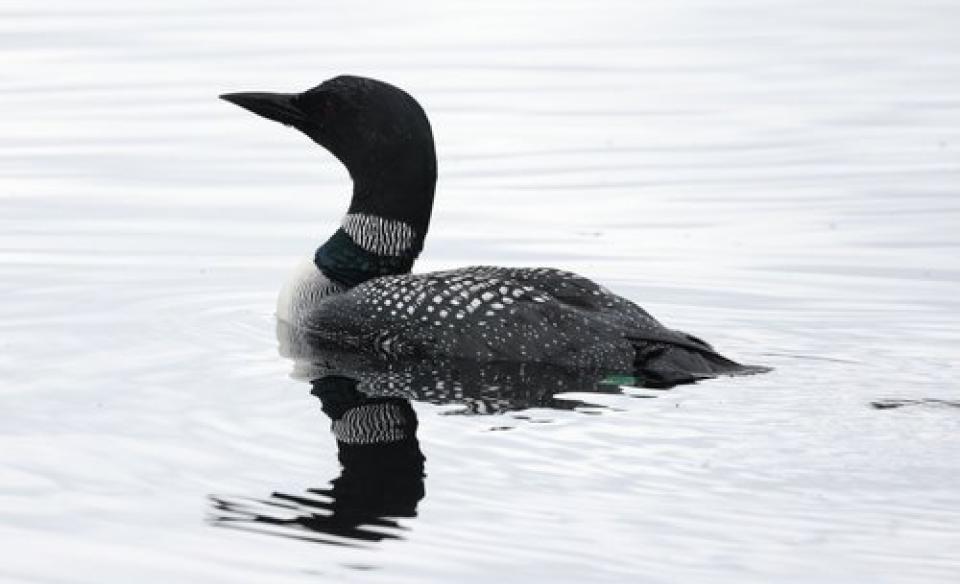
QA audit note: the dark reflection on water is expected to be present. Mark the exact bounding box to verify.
[871,398,960,410]
[209,323,680,547]
[300,360,630,417]
[277,321,699,410]
[210,376,425,546]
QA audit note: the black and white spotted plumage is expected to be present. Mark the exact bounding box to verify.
[283,265,747,379]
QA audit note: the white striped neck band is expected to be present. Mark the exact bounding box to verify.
[341,213,419,257]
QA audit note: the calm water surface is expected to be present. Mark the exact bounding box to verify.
[2,1,959,582]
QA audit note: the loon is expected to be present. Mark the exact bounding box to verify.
[221,75,763,383]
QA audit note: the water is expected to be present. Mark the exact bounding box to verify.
[2,0,959,582]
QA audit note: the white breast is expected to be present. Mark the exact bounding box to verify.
[276,256,345,325]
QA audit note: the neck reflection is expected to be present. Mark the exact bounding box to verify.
[210,375,425,546]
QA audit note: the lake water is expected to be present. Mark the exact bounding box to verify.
[2,0,959,582]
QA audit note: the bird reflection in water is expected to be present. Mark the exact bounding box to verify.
[209,323,674,546]
[210,375,424,546]
[278,321,672,416]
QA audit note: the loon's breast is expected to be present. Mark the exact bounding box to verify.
[277,257,346,325]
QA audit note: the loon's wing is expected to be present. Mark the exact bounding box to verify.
[442,266,725,352]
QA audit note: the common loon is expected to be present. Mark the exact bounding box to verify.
[221,75,763,383]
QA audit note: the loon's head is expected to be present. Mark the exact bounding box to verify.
[220,75,437,239]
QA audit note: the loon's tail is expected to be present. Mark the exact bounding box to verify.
[627,331,769,388]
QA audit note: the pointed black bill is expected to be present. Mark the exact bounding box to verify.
[219,92,306,126]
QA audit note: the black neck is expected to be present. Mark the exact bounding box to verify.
[345,153,437,238]
[313,105,437,288]
[315,152,436,288]
[314,228,418,288]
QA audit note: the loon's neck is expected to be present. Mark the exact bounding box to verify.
[314,147,436,288]
[314,212,423,288]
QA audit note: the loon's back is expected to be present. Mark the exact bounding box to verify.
[292,266,749,382]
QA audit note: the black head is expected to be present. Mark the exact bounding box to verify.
[221,76,437,233]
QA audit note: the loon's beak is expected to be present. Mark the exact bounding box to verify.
[219,92,306,127]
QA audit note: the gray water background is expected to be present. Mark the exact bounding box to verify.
[1,0,959,582]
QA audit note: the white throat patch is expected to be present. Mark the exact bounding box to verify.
[341,213,418,256]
